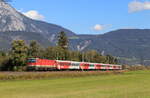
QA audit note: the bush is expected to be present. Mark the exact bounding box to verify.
[128,65,147,71]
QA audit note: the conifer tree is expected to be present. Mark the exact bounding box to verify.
[57,31,69,50]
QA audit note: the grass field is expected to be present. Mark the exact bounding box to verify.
[0,70,150,98]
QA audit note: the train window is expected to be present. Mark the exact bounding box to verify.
[72,63,79,66]
[102,65,106,67]
[90,64,94,67]
[73,64,76,66]
[28,59,36,63]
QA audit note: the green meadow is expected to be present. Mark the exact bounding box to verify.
[0,70,150,98]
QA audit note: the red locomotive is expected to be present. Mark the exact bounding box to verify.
[27,58,122,71]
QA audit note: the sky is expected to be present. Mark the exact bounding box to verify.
[9,0,150,34]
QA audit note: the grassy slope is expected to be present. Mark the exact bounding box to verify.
[0,70,150,98]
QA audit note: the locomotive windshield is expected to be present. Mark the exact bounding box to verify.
[28,58,37,63]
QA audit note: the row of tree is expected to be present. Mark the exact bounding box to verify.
[0,31,118,71]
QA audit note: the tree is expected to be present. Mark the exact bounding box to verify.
[0,51,9,71]
[83,50,106,63]
[57,31,69,50]
[54,46,66,60]
[11,40,28,71]
[28,40,41,58]
[43,46,56,60]
[69,51,81,61]
[105,55,118,64]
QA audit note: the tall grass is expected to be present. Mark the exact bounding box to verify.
[0,71,124,80]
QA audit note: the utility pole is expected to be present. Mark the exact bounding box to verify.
[82,52,84,62]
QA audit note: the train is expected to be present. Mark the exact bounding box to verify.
[27,58,122,71]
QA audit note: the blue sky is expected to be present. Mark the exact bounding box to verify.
[10,0,150,34]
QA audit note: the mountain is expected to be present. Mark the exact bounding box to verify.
[0,1,76,43]
[0,1,150,65]
[73,29,150,65]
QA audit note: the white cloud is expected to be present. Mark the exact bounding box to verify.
[93,24,104,31]
[23,10,45,20]
[93,24,111,31]
[128,0,150,13]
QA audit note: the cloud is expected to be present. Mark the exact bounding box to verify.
[128,0,150,13]
[23,10,45,20]
[93,24,111,31]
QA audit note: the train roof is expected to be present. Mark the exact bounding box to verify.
[56,60,121,66]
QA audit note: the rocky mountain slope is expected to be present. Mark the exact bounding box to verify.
[0,1,76,42]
